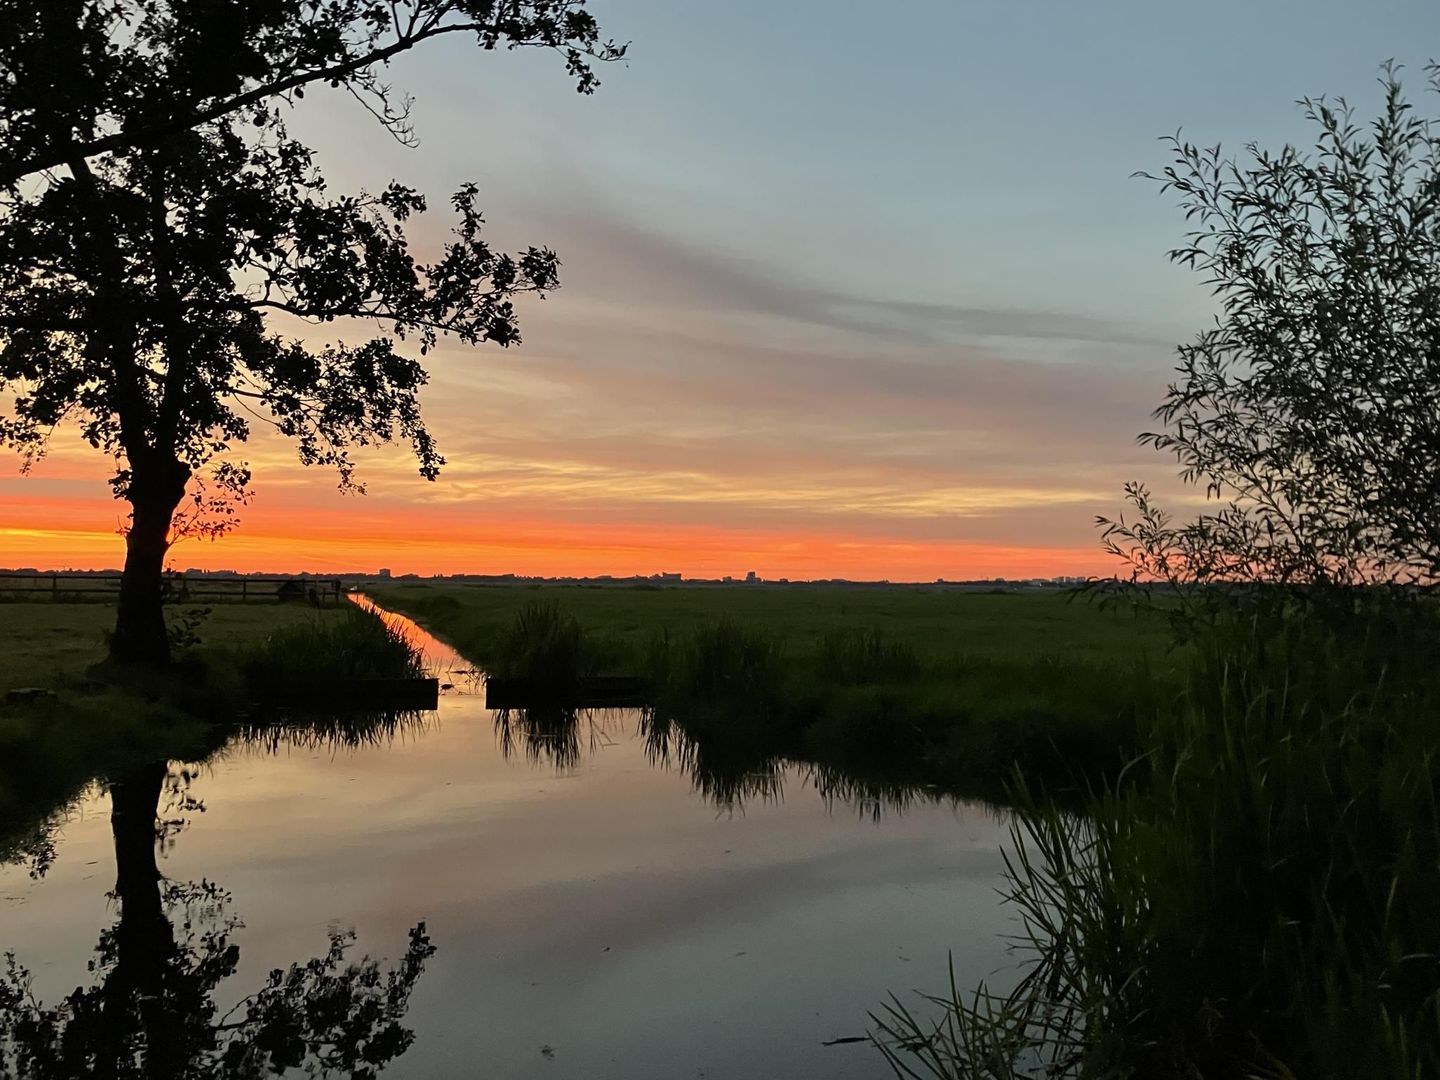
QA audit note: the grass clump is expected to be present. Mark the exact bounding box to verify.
[490,601,598,689]
[875,594,1440,1078]
[240,606,425,685]
[667,619,786,706]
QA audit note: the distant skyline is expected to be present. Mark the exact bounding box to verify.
[5,1,1440,579]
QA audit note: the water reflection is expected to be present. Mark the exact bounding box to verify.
[234,707,433,754]
[1,609,1013,1079]
[0,802,70,880]
[640,708,788,810]
[0,761,436,1079]
[488,700,959,821]
[494,705,621,770]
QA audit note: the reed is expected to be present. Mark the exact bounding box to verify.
[489,601,599,692]
[240,606,426,684]
[874,595,1440,1078]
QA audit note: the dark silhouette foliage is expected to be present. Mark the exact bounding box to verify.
[1103,64,1440,588]
[0,762,437,1078]
[0,2,624,664]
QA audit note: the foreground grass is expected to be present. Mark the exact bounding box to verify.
[876,595,1440,1078]
[371,583,1181,799]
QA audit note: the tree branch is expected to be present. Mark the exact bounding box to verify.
[2,16,617,186]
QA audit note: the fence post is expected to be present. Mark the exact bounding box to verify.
[51,573,57,598]
[241,578,247,602]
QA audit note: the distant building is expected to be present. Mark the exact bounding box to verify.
[377,568,392,579]
[745,571,759,584]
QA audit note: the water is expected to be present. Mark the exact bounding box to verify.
[0,603,1014,1079]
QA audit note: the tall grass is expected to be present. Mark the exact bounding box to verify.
[240,606,426,684]
[490,601,598,692]
[478,599,1147,806]
[874,595,1440,1078]
[666,619,786,706]
[638,620,791,809]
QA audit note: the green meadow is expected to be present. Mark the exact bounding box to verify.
[367,582,1172,667]
[370,583,1182,799]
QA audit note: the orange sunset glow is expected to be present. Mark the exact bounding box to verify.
[1,448,1122,580]
[0,0,1221,581]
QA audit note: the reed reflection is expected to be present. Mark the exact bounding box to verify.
[487,688,950,819]
[640,707,788,810]
[0,759,436,1079]
[493,705,625,770]
[234,707,433,754]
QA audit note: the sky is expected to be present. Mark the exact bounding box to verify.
[5,0,1440,579]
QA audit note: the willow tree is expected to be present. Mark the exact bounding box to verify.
[1104,64,1440,589]
[0,1,623,664]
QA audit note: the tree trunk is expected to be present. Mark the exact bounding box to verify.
[110,458,189,666]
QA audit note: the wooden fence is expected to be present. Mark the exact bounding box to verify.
[0,572,347,604]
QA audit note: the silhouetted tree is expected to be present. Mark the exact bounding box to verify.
[0,2,624,664]
[0,762,436,1078]
[1103,64,1440,588]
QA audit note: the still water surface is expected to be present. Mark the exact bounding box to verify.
[0,603,1013,1079]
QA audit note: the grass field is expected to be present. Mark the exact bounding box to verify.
[0,602,354,692]
[368,583,1175,669]
[370,583,1183,800]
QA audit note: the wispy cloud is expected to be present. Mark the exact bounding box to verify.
[2,186,1187,577]
[535,206,1182,353]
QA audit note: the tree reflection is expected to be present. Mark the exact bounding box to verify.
[0,762,435,1079]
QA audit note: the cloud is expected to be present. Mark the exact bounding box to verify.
[1,186,1191,577]
[539,206,1182,352]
